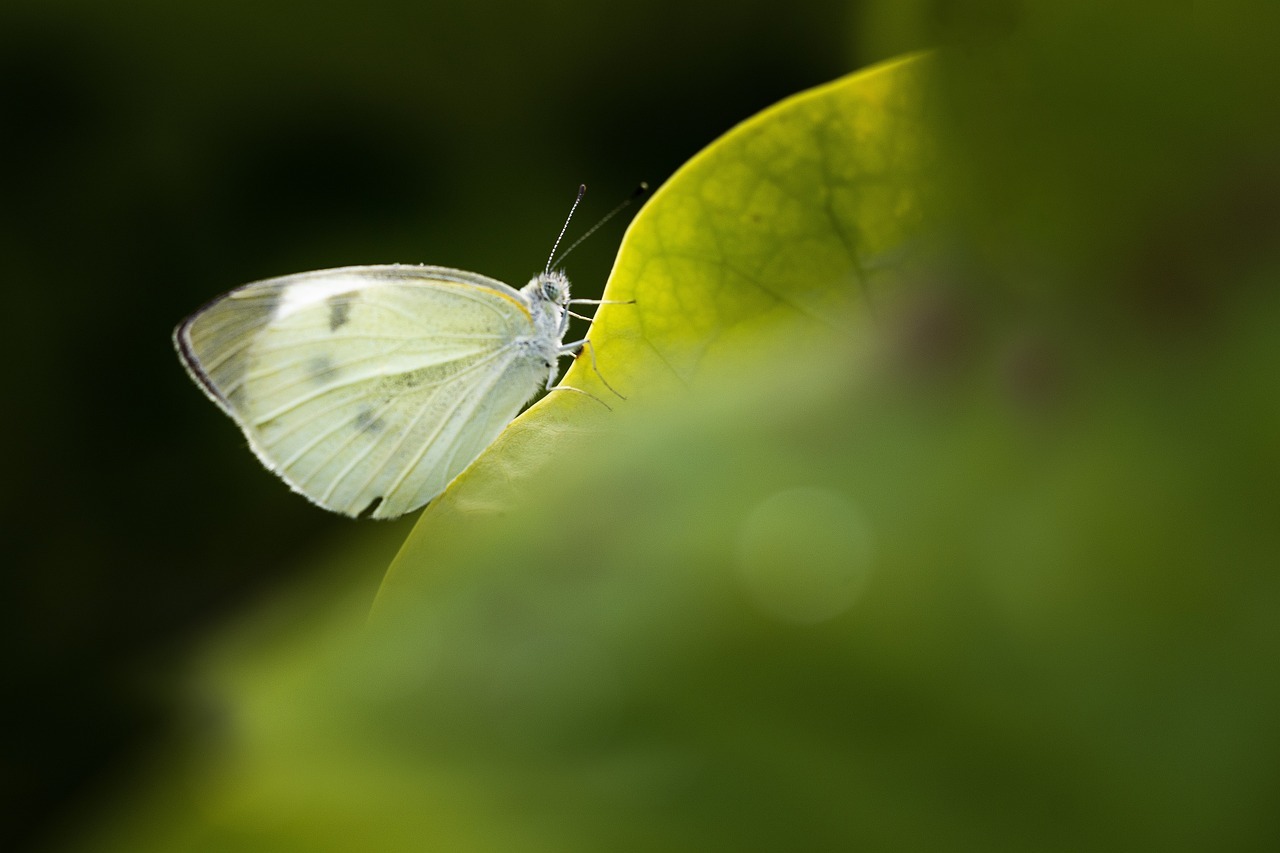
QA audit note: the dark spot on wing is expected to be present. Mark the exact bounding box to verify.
[357,496,383,519]
[354,408,386,434]
[306,355,338,383]
[327,292,357,332]
[399,367,436,389]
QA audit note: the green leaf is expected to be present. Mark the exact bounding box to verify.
[378,53,937,601]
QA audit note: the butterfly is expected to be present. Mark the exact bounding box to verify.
[174,186,632,519]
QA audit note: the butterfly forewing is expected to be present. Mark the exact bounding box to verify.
[177,265,549,518]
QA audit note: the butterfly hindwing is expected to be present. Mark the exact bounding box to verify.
[177,265,549,518]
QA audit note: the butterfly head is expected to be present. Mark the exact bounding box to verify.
[532,270,571,307]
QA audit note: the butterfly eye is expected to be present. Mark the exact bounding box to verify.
[542,280,560,300]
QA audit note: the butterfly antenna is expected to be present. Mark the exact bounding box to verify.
[546,184,587,275]
[549,181,649,270]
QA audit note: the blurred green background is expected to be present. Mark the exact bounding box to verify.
[6,0,1280,851]
[0,1,862,848]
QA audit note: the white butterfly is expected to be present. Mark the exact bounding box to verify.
[175,260,616,519]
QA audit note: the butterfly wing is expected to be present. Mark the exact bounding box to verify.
[176,265,549,518]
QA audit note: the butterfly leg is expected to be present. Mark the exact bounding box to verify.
[547,383,613,411]
[547,341,612,410]
[566,298,635,322]
[559,338,625,400]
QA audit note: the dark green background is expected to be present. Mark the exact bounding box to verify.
[0,1,865,847]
